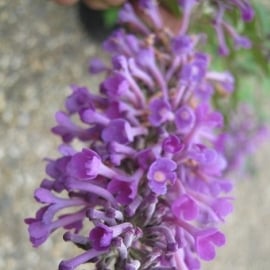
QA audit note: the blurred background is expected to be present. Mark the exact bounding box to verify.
[0,0,269,269]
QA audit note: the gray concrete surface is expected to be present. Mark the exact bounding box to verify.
[0,1,269,269]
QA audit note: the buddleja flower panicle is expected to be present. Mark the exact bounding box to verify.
[25,0,256,269]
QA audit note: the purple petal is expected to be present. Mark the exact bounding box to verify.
[172,195,198,220]
[89,224,113,251]
[67,149,101,180]
[175,105,196,133]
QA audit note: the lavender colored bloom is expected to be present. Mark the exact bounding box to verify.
[180,59,207,86]
[89,223,113,251]
[118,3,149,34]
[25,216,50,247]
[59,249,107,270]
[101,119,146,144]
[231,0,254,21]
[90,223,132,251]
[43,156,71,192]
[80,108,110,126]
[107,179,136,205]
[194,82,214,101]
[162,135,184,154]
[136,148,156,170]
[171,194,198,220]
[171,35,194,55]
[211,197,234,219]
[195,103,224,128]
[138,0,162,29]
[101,73,137,103]
[65,86,94,114]
[195,229,226,261]
[52,111,92,143]
[67,148,102,180]
[147,158,177,194]
[26,1,258,269]
[148,97,173,126]
[88,58,107,74]
[175,105,196,133]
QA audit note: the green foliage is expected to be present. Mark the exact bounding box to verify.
[103,7,119,28]
[242,3,270,74]
[159,0,181,17]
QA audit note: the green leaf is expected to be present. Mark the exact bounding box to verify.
[252,46,269,74]
[103,8,119,28]
[159,0,181,17]
[253,2,270,35]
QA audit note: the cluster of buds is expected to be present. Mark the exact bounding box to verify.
[25,0,255,269]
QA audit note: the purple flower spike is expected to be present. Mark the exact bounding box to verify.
[26,0,256,267]
[148,98,173,126]
[195,228,226,261]
[162,135,184,154]
[102,119,146,144]
[171,194,198,220]
[89,224,114,251]
[67,148,101,180]
[147,158,177,195]
[175,105,196,133]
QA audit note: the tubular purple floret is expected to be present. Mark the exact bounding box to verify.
[80,108,110,126]
[128,57,155,88]
[125,195,143,217]
[137,47,169,100]
[125,259,141,270]
[63,232,90,247]
[87,209,117,225]
[113,237,128,259]
[59,249,107,270]
[113,55,147,107]
[66,180,118,207]
[147,225,177,252]
[118,3,150,35]
[138,0,163,29]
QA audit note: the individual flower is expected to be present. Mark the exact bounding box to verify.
[147,158,177,194]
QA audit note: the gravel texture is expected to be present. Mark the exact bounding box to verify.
[0,1,269,269]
